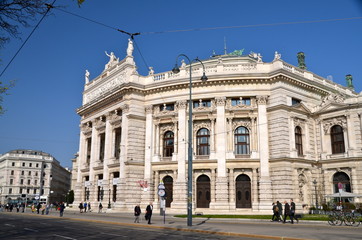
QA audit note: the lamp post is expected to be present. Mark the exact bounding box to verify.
[313,179,318,211]
[172,54,208,226]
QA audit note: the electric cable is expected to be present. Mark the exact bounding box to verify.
[0,0,57,78]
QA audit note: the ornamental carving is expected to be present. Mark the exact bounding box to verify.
[226,98,256,110]
[319,93,345,107]
[81,122,92,135]
[232,119,251,131]
[193,121,211,134]
[145,105,153,114]
[94,116,106,131]
[322,116,347,134]
[293,117,306,128]
[109,109,122,126]
[175,100,187,110]
[193,99,215,112]
[121,104,129,113]
[84,73,126,104]
[256,95,268,105]
[215,97,226,106]
[160,123,174,134]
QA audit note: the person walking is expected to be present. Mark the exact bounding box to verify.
[59,202,65,217]
[88,202,91,212]
[276,201,283,221]
[271,202,278,221]
[283,200,293,224]
[79,202,84,213]
[290,199,296,223]
[98,203,103,213]
[134,205,141,223]
[145,202,153,224]
[83,202,87,213]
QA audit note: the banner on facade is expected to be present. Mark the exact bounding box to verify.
[113,178,119,185]
[98,180,103,186]
[85,181,91,187]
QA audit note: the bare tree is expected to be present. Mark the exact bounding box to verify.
[0,0,50,47]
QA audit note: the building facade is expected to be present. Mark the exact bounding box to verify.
[0,149,71,204]
[72,41,362,213]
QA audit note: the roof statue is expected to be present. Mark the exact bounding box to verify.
[346,74,354,89]
[249,51,263,63]
[127,38,134,56]
[273,51,281,61]
[148,66,154,76]
[104,51,119,69]
[85,69,90,84]
[297,52,307,70]
[228,49,244,56]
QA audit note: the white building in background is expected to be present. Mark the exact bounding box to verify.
[0,149,71,204]
[72,40,362,213]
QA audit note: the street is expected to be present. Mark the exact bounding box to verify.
[1,210,362,240]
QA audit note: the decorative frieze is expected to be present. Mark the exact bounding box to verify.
[109,109,122,126]
[160,123,174,134]
[81,122,92,136]
[193,120,211,134]
[256,95,268,105]
[145,105,153,114]
[175,100,187,110]
[232,119,251,130]
[94,116,106,131]
[215,97,226,106]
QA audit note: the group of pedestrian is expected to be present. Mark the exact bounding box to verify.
[134,202,153,224]
[271,199,298,224]
[78,202,91,213]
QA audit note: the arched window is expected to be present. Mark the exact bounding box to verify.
[163,131,174,157]
[196,128,210,155]
[331,125,345,154]
[295,126,303,156]
[234,127,250,155]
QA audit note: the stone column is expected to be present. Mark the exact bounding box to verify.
[289,116,296,158]
[75,126,87,204]
[142,105,153,203]
[117,104,129,208]
[89,119,98,202]
[210,117,216,157]
[228,168,235,209]
[346,114,356,156]
[173,100,187,210]
[153,122,160,161]
[211,97,229,210]
[154,171,160,207]
[252,168,259,210]
[256,96,272,211]
[250,116,258,158]
[211,168,216,203]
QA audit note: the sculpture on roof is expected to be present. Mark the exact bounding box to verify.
[273,51,281,61]
[228,49,244,56]
[85,69,90,84]
[345,74,354,89]
[148,66,154,76]
[297,52,306,70]
[127,38,134,56]
[249,51,263,63]
[105,51,119,69]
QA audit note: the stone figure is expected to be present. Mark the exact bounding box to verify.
[105,51,119,69]
[127,38,134,56]
[180,59,186,69]
[85,70,90,84]
[257,53,263,63]
[274,51,281,61]
[148,66,154,75]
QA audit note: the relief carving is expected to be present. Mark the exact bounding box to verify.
[322,116,347,134]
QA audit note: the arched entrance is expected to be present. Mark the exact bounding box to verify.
[333,172,351,193]
[196,175,211,208]
[235,174,251,208]
[163,176,173,207]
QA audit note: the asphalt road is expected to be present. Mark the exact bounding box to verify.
[0,213,259,240]
[1,210,362,240]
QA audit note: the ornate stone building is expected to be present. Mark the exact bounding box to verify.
[72,41,362,213]
[0,150,71,204]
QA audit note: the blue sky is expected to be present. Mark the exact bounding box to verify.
[0,0,362,168]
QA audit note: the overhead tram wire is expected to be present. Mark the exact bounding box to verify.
[141,16,362,35]
[0,0,57,78]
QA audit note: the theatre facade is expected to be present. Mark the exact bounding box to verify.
[72,41,362,213]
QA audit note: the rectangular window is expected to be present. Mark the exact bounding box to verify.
[232,98,251,106]
[27,189,30,194]
[20,179,24,185]
[114,128,121,158]
[22,162,25,167]
[9,188,12,194]
[35,172,38,176]
[21,171,24,175]
[35,180,38,185]
[10,179,13,185]
[11,170,14,175]
[28,179,31,185]
[86,137,92,164]
[193,100,211,108]
[29,171,31,176]
[12,162,15,166]
[29,163,32,167]
[99,133,105,161]
[36,163,39,168]
[20,188,23,194]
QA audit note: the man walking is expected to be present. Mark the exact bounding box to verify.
[276,201,283,221]
[283,200,293,224]
[146,202,153,224]
[290,199,296,223]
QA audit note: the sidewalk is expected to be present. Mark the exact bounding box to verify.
[22,208,330,240]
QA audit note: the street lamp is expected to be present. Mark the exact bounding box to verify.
[172,54,208,226]
[313,179,318,211]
